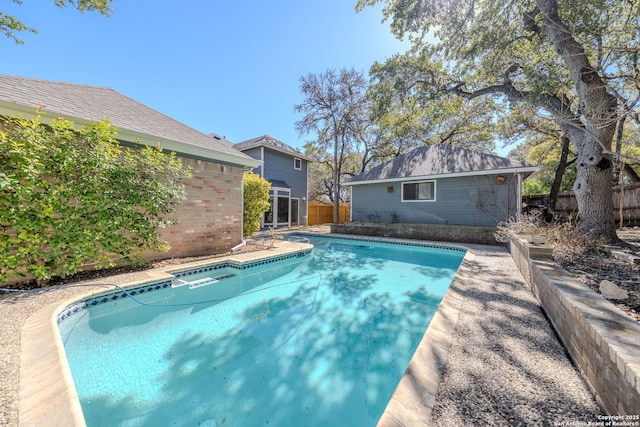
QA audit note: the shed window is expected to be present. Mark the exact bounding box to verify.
[294,157,302,170]
[402,181,435,202]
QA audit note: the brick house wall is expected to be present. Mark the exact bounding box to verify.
[4,157,246,285]
[152,158,245,259]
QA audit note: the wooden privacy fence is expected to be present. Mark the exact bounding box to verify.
[524,183,640,226]
[308,202,350,225]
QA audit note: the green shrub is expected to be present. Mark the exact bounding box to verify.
[0,114,191,282]
[243,173,271,237]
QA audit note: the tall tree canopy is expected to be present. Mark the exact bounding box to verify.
[295,68,373,222]
[368,52,502,155]
[357,0,640,240]
[1,0,114,44]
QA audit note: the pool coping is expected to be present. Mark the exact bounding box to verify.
[18,236,469,426]
[377,248,473,426]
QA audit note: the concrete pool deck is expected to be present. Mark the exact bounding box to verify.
[1,230,601,426]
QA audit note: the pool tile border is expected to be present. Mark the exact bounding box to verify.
[56,249,313,323]
[286,231,468,253]
[56,280,174,323]
[170,249,312,276]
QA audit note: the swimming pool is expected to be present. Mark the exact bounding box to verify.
[58,235,465,426]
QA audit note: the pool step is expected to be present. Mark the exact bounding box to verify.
[171,274,236,289]
[171,279,188,288]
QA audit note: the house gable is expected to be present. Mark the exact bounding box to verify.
[235,135,310,227]
[234,134,312,161]
[234,135,310,188]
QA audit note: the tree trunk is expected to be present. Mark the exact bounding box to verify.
[333,138,340,224]
[568,120,616,239]
[571,147,616,238]
[537,0,618,240]
[548,135,571,211]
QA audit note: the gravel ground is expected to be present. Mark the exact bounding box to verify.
[0,286,100,427]
[431,245,601,426]
[1,241,601,426]
[559,227,640,322]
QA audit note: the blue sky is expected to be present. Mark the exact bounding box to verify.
[2,0,409,151]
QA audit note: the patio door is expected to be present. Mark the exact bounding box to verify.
[264,187,291,229]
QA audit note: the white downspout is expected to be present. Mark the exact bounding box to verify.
[231,240,246,253]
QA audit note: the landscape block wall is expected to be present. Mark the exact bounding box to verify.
[331,222,499,245]
[509,238,640,414]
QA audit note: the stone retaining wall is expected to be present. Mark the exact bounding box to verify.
[331,222,498,245]
[509,237,640,414]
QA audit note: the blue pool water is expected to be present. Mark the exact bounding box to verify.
[59,236,465,427]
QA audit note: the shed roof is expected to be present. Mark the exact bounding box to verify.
[0,75,260,168]
[235,135,312,161]
[346,144,536,185]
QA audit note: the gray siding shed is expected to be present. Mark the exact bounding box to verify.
[350,174,521,226]
[346,145,536,227]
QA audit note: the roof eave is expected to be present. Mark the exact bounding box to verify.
[0,100,263,169]
[237,140,313,161]
[344,166,539,186]
[117,128,263,168]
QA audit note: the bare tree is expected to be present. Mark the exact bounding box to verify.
[295,68,370,223]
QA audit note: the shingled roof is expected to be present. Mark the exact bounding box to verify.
[346,144,536,185]
[0,75,260,168]
[235,135,312,161]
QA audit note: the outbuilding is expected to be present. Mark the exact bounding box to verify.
[345,144,537,227]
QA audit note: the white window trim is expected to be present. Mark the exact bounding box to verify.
[401,180,437,202]
[294,157,302,170]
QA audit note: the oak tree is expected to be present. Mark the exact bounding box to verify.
[357,0,640,240]
[1,0,114,44]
